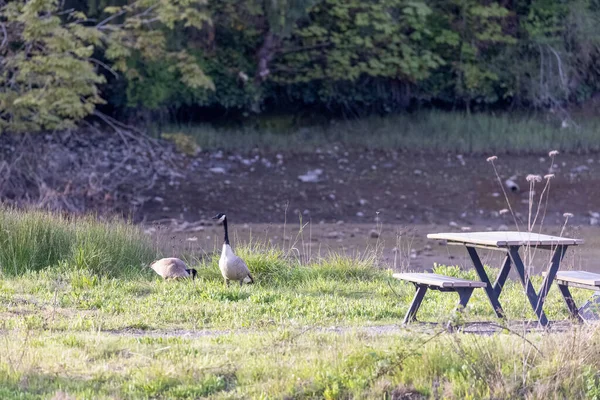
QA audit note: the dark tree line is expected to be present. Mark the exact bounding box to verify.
[2,0,600,132]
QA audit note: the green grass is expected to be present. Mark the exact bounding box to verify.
[1,208,600,398]
[159,111,600,154]
[1,319,600,398]
[0,207,155,277]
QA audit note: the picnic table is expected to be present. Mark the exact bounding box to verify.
[427,231,584,327]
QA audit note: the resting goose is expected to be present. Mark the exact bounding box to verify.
[149,257,197,280]
[212,213,254,286]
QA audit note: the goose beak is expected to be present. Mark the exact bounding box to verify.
[211,215,219,220]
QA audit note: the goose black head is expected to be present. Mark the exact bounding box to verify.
[186,268,197,280]
[212,213,226,223]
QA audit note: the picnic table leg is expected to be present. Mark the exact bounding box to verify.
[557,284,583,322]
[403,284,428,324]
[508,246,547,326]
[456,288,474,310]
[466,246,505,318]
[535,245,568,321]
[493,255,511,297]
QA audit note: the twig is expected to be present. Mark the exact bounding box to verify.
[89,58,119,78]
[488,158,521,231]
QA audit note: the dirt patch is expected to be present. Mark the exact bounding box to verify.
[138,148,600,272]
[138,149,600,228]
[149,222,600,273]
[102,320,583,340]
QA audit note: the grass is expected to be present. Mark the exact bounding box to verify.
[1,207,600,398]
[159,110,600,154]
[0,207,155,277]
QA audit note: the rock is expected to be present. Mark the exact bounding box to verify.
[356,212,365,217]
[449,221,458,227]
[209,167,226,174]
[186,237,198,242]
[326,231,341,239]
[589,211,600,219]
[591,218,599,226]
[504,179,519,192]
[369,229,380,238]
[298,168,323,183]
[571,165,589,174]
[498,224,509,231]
[413,169,422,175]
[359,198,368,206]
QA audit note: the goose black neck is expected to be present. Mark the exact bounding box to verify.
[223,217,230,245]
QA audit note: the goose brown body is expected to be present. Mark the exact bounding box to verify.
[149,257,197,280]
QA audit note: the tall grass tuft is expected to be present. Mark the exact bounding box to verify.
[0,207,155,277]
[200,240,380,287]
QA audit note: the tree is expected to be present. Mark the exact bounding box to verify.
[0,0,213,133]
[0,0,105,132]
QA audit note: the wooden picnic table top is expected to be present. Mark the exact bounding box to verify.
[427,231,584,247]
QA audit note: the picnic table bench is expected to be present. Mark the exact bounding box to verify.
[393,273,486,324]
[542,270,600,322]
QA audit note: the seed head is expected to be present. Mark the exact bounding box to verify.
[526,174,542,183]
[544,174,555,180]
[499,209,509,215]
[549,150,559,157]
[563,212,574,218]
[486,156,498,163]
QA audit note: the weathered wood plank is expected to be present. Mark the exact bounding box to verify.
[392,273,487,288]
[555,280,600,291]
[552,271,600,287]
[427,231,583,247]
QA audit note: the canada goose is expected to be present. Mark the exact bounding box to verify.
[149,257,197,280]
[212,213,254,286]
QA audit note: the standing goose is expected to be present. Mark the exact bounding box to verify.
[212,213,254,286]
[149,257,197,280]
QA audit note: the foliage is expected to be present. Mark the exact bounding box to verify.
[0,0,213,133]
[0,0,105,133]
[3,0,600,130]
